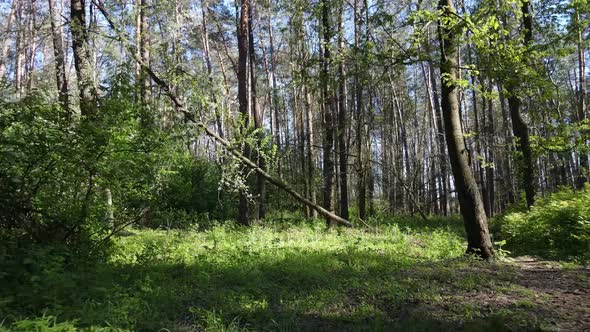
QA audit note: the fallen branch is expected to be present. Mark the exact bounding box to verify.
[92,0,353,227]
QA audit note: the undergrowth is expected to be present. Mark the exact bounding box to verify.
[498,185,590,263]
[1,219,467,331]
[0,215,581,331]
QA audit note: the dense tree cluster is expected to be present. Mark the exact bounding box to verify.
[0,0,588,259]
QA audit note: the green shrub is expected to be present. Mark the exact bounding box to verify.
[0,93,161,245]
[499,186,590,262]
[153,154,236,226]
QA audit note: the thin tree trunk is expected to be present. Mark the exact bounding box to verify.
[138,0,150,107]
[248,2,266,221]
[507,0,535,208]
[0,0,17,80]
[25,0,37,93]
[268,4,281,170]
[428,62,449,215]
[305,87,318,218]
[321,0,336,226]
[71,0,97,118]
[201,0,224,138]
[337,0,349,220]
[237,0,251,225]
[354,0,367,221]
[576,11,588,188]
[48,0,69,112]
[15,0,24,97]
[485,81,496,216]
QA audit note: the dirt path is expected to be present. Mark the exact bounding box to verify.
[403,256,590,331]
[506,257,590,331]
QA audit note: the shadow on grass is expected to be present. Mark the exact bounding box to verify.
[4,245,583,331]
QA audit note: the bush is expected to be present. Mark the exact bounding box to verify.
[152,154,236,227]
[499,186,590,262]
[0,93,161,246]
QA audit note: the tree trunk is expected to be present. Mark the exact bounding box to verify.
[249,2,266,221]
[201,0,224,138]
[0,0,17,80]
[305,87,318,218]
[138,0,151,108]
[48,0,69,112]
[438,0,494,259]
[71,0,97,118]
[25,0,37,93]
[337,0,349,221]
[15,0,24,97]
[237,0,251,226]
[429,63,449,216]
[321,0,336,226]
[506,0,535,208]
[576,11,588,188]
[485,81,496,216]
[354,0,367,221]
[268,4,281,173]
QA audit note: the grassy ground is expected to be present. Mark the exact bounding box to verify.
[1,218,588,331]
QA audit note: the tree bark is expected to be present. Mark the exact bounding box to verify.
[138,0,150,107]
[0,0,17,80]
[71,0,98,118]
[15,0,24,97]
[248,2,267,221]
[507,0,535,207]
[438,0,494,259]
[268,4,281,170]
[354,0,367,221]
[337,0,349,221]
[321,0,336,226]
[201,0,224,138]
[25,0,37,93]
[305,87,318,218]
[576,11,588,188]
[237,0,251,225]
[48,0,69,112]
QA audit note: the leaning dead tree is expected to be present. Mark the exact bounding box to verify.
[91,0,353,228]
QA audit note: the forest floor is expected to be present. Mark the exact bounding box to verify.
[1,217,589,331]
[400,256,589,331]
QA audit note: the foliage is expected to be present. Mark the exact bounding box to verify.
[152,153,236,228]
[0,89,238,249]
[0,218,466,331]
[499,186,590,262]
[3,215,578,331]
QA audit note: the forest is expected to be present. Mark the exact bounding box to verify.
[0,0,589,330]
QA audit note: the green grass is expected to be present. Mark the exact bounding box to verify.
[0,218,574,331]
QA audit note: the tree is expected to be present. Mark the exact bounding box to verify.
[71,0,98,118]
[237,0,252,226]
[506,0,536,208]
[574,7,588,188]
[136,0,151,107]
[438,0,494,259]
[354,0,367,221]
[321,0,336,226]
[337,0,349,221]
[48,0,69,112]
[201,0,224,138]
[248,1,267,221]
[0,0,17,80]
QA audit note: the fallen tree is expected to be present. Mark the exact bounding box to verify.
[92,0,353,227]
